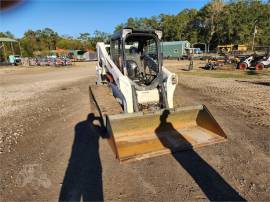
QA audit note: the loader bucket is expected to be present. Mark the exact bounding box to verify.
[106,105,227,162]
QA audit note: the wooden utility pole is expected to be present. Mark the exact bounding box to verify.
[252,21,257,52]
[18,41,22,57]
[11,42,14,55]
[2,42,7,62]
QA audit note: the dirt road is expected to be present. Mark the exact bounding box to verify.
[0,62,269,201]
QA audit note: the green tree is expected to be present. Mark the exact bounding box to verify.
[78,32,91,49]
[89,30,110,50]
[5,0,270,57]
[115,0,269,50]
[197,0,224,49]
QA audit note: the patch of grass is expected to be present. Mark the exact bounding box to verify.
[177,70,270,79]
[245,70,258,75]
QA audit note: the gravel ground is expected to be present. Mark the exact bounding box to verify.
[0,64,96,154]
[0,61,269,201]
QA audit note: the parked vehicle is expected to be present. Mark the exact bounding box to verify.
[204,56,229,70]
[63,57,72,66]
[38,57,49,66]
[47,57,56,66]
[29,58,38,66]
[255,56,270,70]
[55,57,64,66]
[8,55,21,66]
[28,56,72,67]
[238,54,265,70]
[194,48,203,54]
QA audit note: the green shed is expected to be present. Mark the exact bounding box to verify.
[161,41,190,59]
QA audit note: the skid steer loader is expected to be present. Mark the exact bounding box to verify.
[91,28,227,162]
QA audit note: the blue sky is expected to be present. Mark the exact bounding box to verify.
[0,0,209,38]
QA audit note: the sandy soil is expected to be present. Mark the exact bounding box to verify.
[0,61,269,201]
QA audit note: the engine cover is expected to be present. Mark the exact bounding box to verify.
[136,89,159,104]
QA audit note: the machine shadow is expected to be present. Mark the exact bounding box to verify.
[155,110,246,201]
[59,113,107,202]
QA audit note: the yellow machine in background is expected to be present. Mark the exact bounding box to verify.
[218,44,248,53]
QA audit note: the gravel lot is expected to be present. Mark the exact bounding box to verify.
[0,61,269,201]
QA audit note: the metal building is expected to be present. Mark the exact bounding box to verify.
[161,41,190,59]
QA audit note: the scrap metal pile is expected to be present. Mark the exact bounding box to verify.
[28,56,72,67]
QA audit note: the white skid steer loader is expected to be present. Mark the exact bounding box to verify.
[256,55,270,70]
[90,28,227,162]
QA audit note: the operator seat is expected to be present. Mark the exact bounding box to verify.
[126,47,143,72]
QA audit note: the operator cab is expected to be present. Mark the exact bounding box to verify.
[110,28,163,89]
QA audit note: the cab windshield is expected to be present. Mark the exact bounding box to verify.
[124,34,160,85]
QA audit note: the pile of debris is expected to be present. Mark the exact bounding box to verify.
[28,56,72,67]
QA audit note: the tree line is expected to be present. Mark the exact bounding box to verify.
[116,0,270,50]
[0,29,109,57]
[1,0,269,57]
